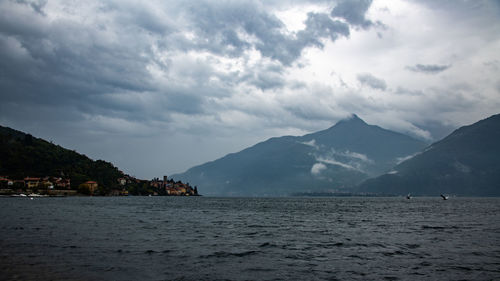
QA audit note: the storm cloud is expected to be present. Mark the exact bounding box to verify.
[331,0,374,28]
[406,64,451,74]
[1,0,499,178]
[357,73,387,90]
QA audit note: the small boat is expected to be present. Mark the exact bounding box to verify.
[406,193,411,200]
[28,193,47,197]
[440,194,448,200]
[11,193,27,197]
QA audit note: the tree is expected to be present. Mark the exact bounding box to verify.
[78,183,91,195]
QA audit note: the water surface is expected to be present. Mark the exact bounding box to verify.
[1,197,499,280]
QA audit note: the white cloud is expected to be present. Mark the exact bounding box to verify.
[311,162,327,176]
[300,139,318,149]
[337,150,373,164]
[316,156,357,170]
[395,153,418,165]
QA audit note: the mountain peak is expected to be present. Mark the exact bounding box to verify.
[346,113,364,122]
[317,114,370,135]
[335,113,368,126]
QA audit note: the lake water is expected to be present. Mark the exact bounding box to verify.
[0,197,499,280]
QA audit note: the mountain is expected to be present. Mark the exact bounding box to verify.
[0,125,124,191]
[357,113,500,196]
[173,115,427,196]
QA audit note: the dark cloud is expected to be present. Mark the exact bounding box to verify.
[298,12,350,47]
[1,0,496,179]
[406,64,451,74]
[0,0,373,120]
[176,2,269,58]
[181,1,360,66]
[15,0,47,16]
[331,0,373,28]
[0,1,175,129]
[246,63,287,90]
[254,11,350,65]
[357,73,387,90]
[245,72,286,91]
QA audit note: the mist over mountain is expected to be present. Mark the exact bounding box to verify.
[173,115,426,196]
[358,113,500,196]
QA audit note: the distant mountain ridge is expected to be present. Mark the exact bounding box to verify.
[357,113,500,196]
[173,114,427,196]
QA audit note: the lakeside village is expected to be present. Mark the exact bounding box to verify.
[0,175,199,197]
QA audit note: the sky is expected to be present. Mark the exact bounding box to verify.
[1,0,500,179]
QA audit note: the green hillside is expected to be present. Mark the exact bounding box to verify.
[0,125,124,192]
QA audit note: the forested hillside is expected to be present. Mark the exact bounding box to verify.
[0,125,124,191]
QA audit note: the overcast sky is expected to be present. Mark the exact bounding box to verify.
[1,0,499,179]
